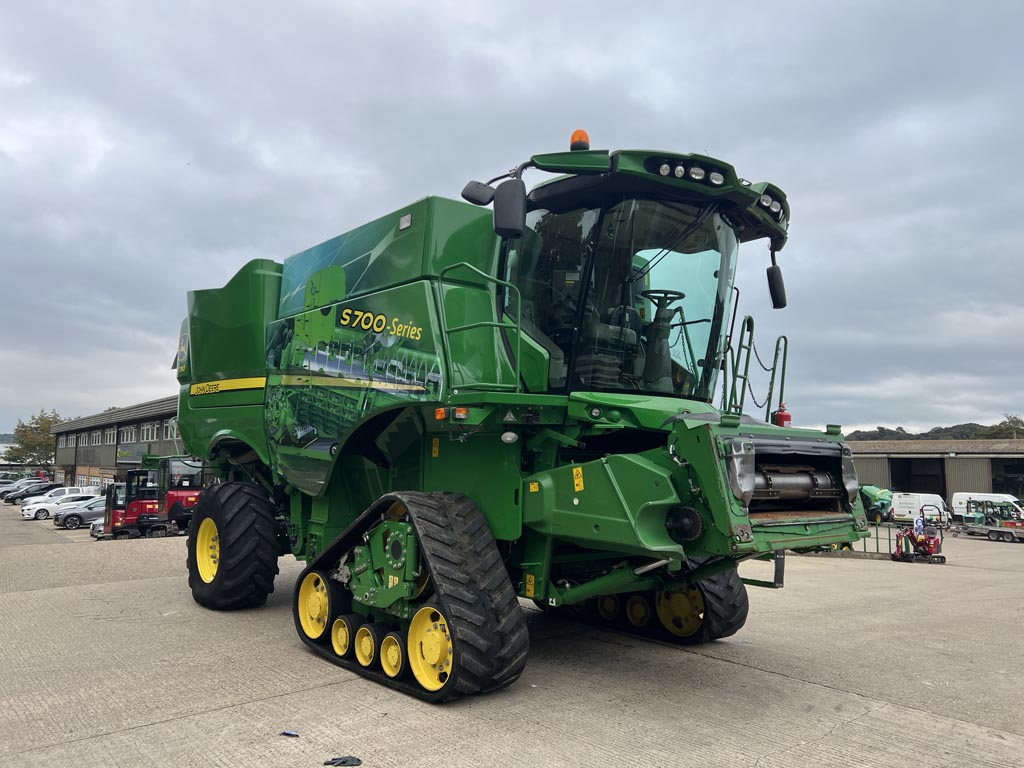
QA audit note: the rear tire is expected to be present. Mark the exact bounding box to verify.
[34,509,47,520]
[187,482,280,610]
[64,515,82,530]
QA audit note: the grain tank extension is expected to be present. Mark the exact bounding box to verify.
[176,133,868,701]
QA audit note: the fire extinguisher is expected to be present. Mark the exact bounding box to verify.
[772,403,792,427]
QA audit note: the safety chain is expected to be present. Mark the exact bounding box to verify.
[746,378,768,409]
[750,338,772,372]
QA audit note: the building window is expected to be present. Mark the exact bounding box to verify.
[91,431,101,446]
[163,420,177,440]
[119,426,136,444]
[89,476,100,486]
[79,433,88,447]
[140,422,159,442]
[102,477,114,489]
[76,475,86,486]
[58,435,66,448]
[55,471,65,483]
[104,428,116,445]
[68,434,76,447]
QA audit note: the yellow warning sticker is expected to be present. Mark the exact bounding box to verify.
[388,574,399,588]
[431,438,439,458]
[525,573,535,598]
[572,466,584,492]
[529,482,539,493]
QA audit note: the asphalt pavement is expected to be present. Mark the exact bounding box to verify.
[1,502,1022,767]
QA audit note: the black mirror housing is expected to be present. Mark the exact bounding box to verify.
[767,264,787,309]
[461,181,495,206]
[493,179,527,239]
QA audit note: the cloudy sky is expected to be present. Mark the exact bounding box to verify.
[1,1,1021,434]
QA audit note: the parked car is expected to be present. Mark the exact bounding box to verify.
[21,493,101,520]
[89,517,104,538]
[18,485,99,507]
[53,497,107,529]
[0,478,49,500]
[4,482,60,503]
[0,471,34,483]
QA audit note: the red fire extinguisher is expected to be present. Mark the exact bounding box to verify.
[772,403,792,427]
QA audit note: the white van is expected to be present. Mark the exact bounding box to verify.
[951,493,1023,523]
[890,492,950,525]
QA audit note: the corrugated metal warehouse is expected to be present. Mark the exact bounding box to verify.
[849,439,1024,500]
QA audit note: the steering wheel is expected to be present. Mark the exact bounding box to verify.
[641,289,685,309]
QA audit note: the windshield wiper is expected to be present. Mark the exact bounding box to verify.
[626,203,718,284]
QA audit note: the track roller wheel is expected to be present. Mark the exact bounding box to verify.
[625,594,652,629]
[596,594,620,621]
[295,571,341,642]
[354,622,391,668]
[331,613,364,658]
[408,605,454,692]
[380,631,408,679]
[187,481,280,610]
[654,566,749,644]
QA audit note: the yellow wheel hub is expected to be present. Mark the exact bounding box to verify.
[331,618,353,657]
[196,518,220,584]
[381,633,404,678]
[655,586,705,637]
[596,594,619,620]
[408,606,454,692]
[297,572,330,640]
[354,626,377,667]
[626,595,651,627]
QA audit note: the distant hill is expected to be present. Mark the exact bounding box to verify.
[847,420,1024,441]
[0,433,13,443]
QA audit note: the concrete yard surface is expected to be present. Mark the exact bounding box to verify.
[1,508,1022,767]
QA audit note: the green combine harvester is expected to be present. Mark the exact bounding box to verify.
[176,132,868,701]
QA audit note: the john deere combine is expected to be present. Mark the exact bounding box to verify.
[176,132,867,701]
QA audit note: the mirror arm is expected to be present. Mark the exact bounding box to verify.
[487,161,534,187]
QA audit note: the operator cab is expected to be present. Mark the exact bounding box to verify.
[505,191,737,401]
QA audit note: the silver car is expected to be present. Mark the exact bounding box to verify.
[54,497,107,530]
[21,494,100,520]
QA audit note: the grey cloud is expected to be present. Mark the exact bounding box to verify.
[1,1,1021,432]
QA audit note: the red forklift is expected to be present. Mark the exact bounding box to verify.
[98,456,205,540]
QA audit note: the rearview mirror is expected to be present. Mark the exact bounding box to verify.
[461,181,495,206]
[767,264,787,309]
[493,179,527,239]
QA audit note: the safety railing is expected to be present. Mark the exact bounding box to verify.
[437,262,522,393]
[762,335,788,422]
[721,316,789,420]
[724,316,755,414]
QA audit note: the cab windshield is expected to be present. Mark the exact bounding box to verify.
[508,196,738,399]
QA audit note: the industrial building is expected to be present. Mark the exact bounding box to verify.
[50,396,179,487]
[849,439,1024,499]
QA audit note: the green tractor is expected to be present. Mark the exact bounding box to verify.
[859,485,893,524]
[176,132,867,701]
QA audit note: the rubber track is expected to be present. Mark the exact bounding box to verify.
[689,565,749,643]
[552,562,749,645]
[187,482,280,610]
[293,492,529,702]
